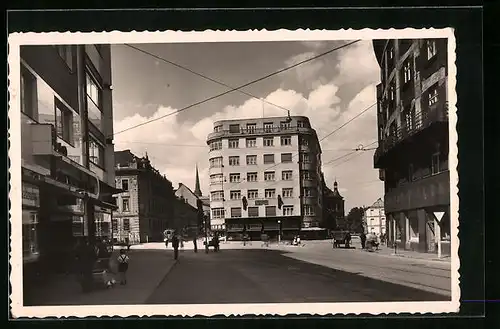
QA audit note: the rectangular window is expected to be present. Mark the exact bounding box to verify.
[300,137,309,146]
[212,208,225,219]
[55,99,73,144]
[247,190,259,199]
[246,123,256,133]
[403,60,412,84]
[297,121,304,128]
[20,66,36,118]
[265,189,276,199]
[246,155,257,165]
[209,157,223,168]
[231,207,242,218]
[247,172,258,182]
[230,190,241,200]
[210,140,222,151]
[281,153,293,163]
[89,136,105,167]
[428,84,439,106]
[280,121,291,130]
[121,179,129,191]
[210,174,223,185]
[55,45,73,71]
[86,70,103,132]
[112,218,118,230]
[229,124,240,133]
[300,153,311,163]
[214,125,222,132]
[432,153,440,174]
[301,171,311,180]
[228,139,239,148]
[303,187,314,197]
[263,122,273,132]
[281,136,292,146]
[282,170,293,180]
[427,40,437,59]
[263,154,275,164]
[283,206,294,216]
[211,191,224,201]
[263,137,274,147]
[282,188,293,198]
[122,198,130,212]
[304,205,315,216]
[229,173,240,183]
[248,207,259,217]
[229,156,240,166]
[123,218,130,231]
[265,206,276,217]
[264,171,275,181]
[246,138,257,148]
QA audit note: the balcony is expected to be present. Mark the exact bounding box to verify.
[374,101,448,166]
[207,125,315,141]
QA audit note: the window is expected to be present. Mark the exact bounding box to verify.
[121,179,129,191]
[246,138,257,148]
[427,40,437,59]
[55,100,73,144]
[301,171,311,180]
[211,191,224,201]
[228,139,239,148]
[89,136,105,167]
[281,136,292,146]
[229,124,240,133]
[300,137,309,146]
[264,122,273,132]
[247,190,259,199]
[282,170,293,180]
[432,153,440,174]
[388,47,394,60]
[283,206,294,216]
[112,218,118,230]
[122,198,130,212]
[122,218,130,231]
[22,211,39,259]
[246,123,256,133]
[55,45,73,71]
[230,190,241,200]
[246,155,257,165]
[210,140,222,151]
[282,188,293,198]
[265,189,276,199]
[304,205,315,216]
[265,206,276,217]
[229,173,240,183]
[231,207,242,218]
[210,174,223,185]
[86,70,103,132]
[209,157,223,168]
[300,153,311,163]
[263,154,275,164]
[281,153,293,163]
[297,121,304,128]
[229,156,240,166]
[212,208,225,219]
[428,84,439,106]
[20,66,36,118]
[263,137,274,147]
[404,107,415,131]
[248,207,259,217]
[403,60,412,84]
[389,85,395,101]
[264,171,275,181]
[303,187,314,197]
[214,125,222,132]
[247,172,258,182]
[280,121,291,130]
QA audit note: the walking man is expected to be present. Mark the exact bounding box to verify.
[360,232,367,250]
[172,234,180,260]
[193,236,198,253]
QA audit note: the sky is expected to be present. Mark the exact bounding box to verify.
[111,39,384,211]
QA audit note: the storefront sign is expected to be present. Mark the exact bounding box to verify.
[255,200,269,206]
[22,183,40,207]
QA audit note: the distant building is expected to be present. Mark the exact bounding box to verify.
[372,38,450,255]
[322,178,345,230]
[206,115,324,240]
[114,150,175,243]
[363,198,386,236]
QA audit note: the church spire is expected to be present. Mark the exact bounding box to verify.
[194,164,202,197]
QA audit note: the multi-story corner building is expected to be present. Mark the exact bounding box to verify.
[206,116,323,240]
[20,44,120,277]
[363,198,386,236]
[322,178,345,230]
[114,150,176,243]
[372,38,451,255]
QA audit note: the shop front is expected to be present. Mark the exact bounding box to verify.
[22,182,41,265]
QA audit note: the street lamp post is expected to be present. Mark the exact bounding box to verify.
[204,214,209,254]
[277,220,281,244]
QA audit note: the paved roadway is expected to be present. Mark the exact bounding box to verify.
[146,249,450,304]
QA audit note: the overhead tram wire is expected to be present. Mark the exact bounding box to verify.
[112,40,362,137]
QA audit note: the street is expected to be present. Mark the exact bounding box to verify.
[146,247,450,304]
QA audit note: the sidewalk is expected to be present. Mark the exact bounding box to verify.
[24,250,177,306]
[362,246,452,263]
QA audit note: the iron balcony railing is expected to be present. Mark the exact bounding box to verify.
[207,125,315,140]
[375,101,448,164]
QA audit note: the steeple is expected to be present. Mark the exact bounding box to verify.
[332,179,341,197]
[194,164,202,197]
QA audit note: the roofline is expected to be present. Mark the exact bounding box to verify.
[212,115,311,127]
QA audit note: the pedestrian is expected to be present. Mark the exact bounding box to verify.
[193,236,198,253]
[117,249,130,285]
[345,232,352,248]
[172,234,180,260]
[213,233,220,252]
[360,232,367,250]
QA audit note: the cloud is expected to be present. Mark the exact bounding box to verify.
[333,40,380,86]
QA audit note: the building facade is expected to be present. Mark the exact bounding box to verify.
[372,38,451,255]
[174,180,210,233]
[322,179,345,230]
[114,150,175,243]
[20,44,119,276]
[363,198,386,236]
[206,116,323,240]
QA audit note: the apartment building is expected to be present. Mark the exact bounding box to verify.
[114,150,176,243]
[372,38,451,255]
[363,198,386,236]
[20,44,120,276]
[206,116,323,240]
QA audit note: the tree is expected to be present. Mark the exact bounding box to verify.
[345,207,366,233]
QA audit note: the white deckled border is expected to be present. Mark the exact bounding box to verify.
[8,27,460,318]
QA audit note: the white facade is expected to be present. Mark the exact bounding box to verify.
[364,198,386,236]
[206,116,323,232]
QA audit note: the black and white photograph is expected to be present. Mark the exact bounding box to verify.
[8,29,459,317]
